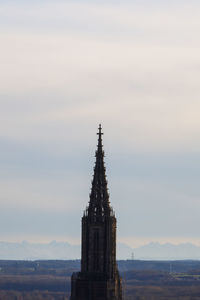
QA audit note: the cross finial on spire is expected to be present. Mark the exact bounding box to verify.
[97,124,104,138]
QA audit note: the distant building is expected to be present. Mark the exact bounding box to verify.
[70,125,122,300]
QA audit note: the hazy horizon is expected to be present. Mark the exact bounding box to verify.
[1,239,200,261]
[2,236,200,250]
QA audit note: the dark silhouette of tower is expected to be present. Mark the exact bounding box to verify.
[70,125,122,300]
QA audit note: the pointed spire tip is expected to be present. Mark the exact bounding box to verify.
[97,124,103,137]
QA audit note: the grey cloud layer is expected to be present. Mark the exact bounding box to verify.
[1,0,200,242]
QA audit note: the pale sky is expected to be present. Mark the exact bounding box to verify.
[1,0,200,249]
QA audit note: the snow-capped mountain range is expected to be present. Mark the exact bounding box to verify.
[0,241,200,260]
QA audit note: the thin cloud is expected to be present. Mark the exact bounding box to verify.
[1,0,200,242]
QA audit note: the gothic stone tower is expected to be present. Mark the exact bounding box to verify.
[70,125,122,300]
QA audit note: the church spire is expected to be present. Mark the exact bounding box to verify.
[88,124,111,220]
[71,125,122,300]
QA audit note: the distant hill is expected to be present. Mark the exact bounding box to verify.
[0,241,200,260]
[0,241,80,260]
[133,242,200,260]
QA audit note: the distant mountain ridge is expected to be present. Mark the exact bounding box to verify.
[0,241,200,260]
[133,242,200,260]
[0,241,80,260]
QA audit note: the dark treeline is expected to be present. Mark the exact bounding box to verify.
[1,259,200,274]
[0,260,200,299]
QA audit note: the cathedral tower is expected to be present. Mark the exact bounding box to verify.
[70,125,122,300]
